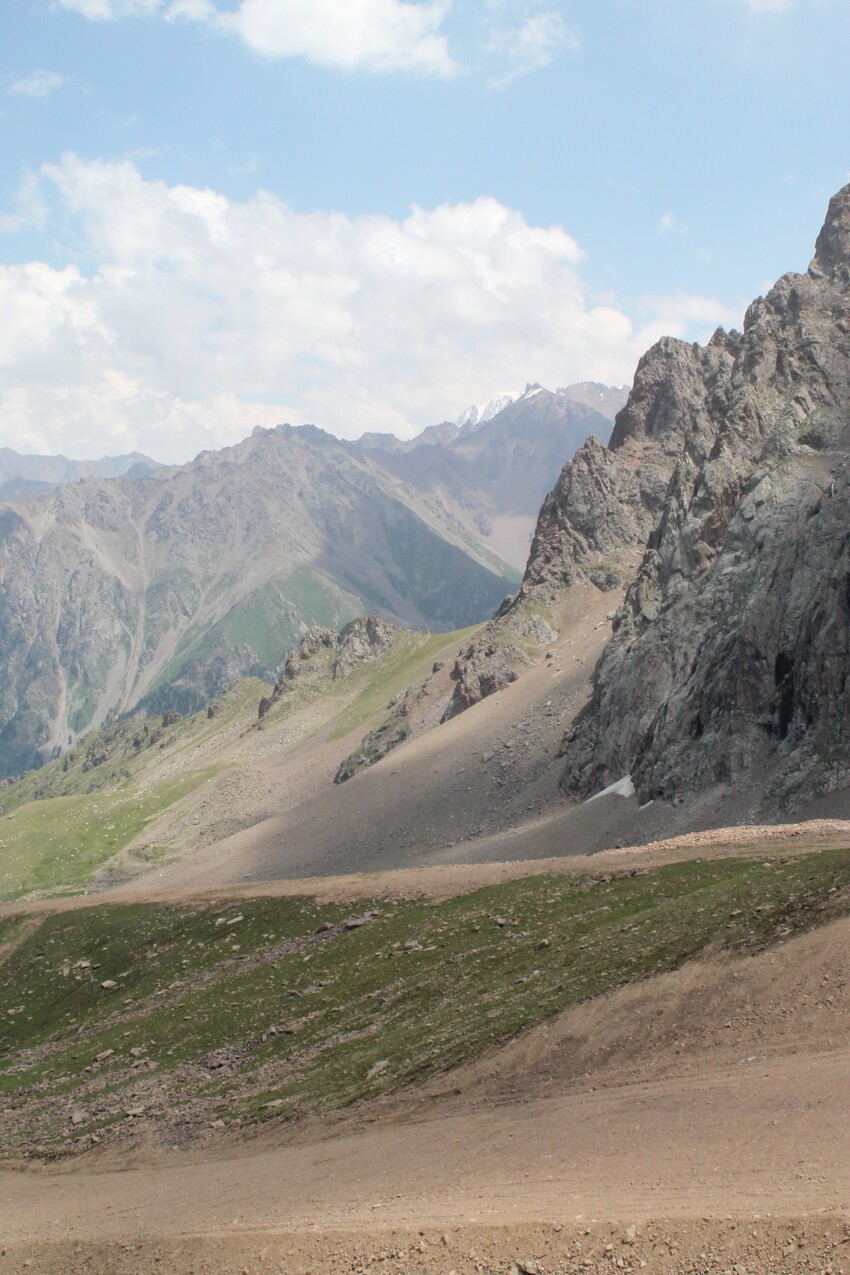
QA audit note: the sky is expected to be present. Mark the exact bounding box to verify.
[1,0,848,463]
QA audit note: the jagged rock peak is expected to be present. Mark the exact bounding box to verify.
[258,617,404,717]
[608,336,738,452]
[811,181,850,275]
[558,181,850,813]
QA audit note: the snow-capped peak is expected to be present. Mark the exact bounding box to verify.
[456,391,518,430]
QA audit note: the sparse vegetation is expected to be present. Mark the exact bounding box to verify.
[2,850,847,1160]
[0,679,269,817]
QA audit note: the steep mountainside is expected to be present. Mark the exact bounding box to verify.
[560,183,850,814]
[439,357,704,718]
[0,382,625,780]
[446,185,850,830]
[0,426,515,778]
[353,382,627,568]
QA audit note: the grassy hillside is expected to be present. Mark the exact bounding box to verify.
[0,679,269,816]
[0,769,218,901]
[2,849,847,1160]
[0,623,481,901]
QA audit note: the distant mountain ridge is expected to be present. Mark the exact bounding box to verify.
[352,381,628,568]
[0,381,626,778]
[0,447,161,502]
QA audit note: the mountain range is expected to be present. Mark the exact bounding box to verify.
[0,448,161,503]
[0,382,621,778]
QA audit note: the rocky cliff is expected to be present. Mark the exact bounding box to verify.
[440,351,711,719]
[445,185,850,823]
[557,183,850,813]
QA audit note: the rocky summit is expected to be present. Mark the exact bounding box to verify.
[559,183,850,814]
[450,183,850,819]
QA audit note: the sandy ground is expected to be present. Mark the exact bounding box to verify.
[4,590,850,1271]
[4,817,850,920]
[2,893,848,1273]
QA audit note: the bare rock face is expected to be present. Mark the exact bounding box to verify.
[331,616,398,681]
[560,183,850,813]
[441,333,739,720]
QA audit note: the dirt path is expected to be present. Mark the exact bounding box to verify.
[3,817,849,920]
[2,916,848,1273]
[3,1049,847,1237]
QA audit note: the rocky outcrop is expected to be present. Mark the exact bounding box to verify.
[259,616,404,718]
[333,714,412,784]
[559,183,850,813]
[440,339,737,720]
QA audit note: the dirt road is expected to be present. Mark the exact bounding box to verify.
[3,912,848,1274]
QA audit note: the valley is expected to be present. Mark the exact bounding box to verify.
[1,187,849,1275]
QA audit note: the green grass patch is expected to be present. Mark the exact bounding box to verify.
[0,768,218,900]
[1,849,847,1158]
[329,626,479,740]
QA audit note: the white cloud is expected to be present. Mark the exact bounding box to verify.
[217,0,457,75]
[658,211,689,238]
[488,11,579,87]
[0,155,742,462]
[57,0,164,16]
[7,70,66,99]
[57,0,457,76]
[638,292,742,331]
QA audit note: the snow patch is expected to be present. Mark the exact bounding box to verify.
[584,774,636,804]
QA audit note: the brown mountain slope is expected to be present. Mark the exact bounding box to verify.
[0,424,517,779]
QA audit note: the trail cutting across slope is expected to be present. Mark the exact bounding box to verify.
[2,906,848,1274]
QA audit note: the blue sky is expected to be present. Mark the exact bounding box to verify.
[1,0,848,462]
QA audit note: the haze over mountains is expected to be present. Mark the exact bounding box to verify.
[353,381,628,567]
[0,448,161,503]
[0,381,621,778]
